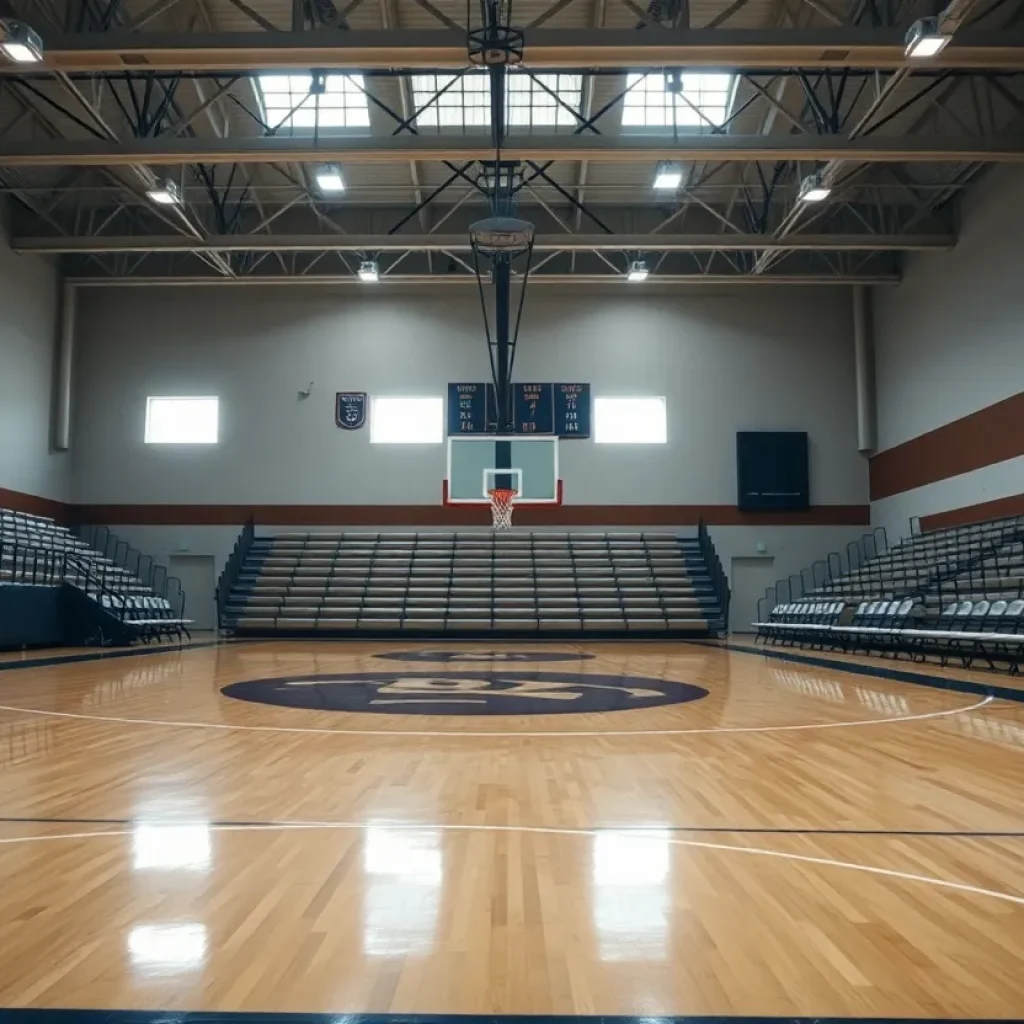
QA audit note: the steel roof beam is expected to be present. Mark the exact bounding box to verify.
[5,28,1024,73]
[66,272,901,286]
[3,134,1022,166]
[11,232,956,253]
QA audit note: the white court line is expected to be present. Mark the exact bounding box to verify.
[0,819,1021,907]
[0,694,993,737]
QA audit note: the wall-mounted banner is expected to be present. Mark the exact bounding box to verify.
[335,392,367,430]
[448,381,591,437]
[554,383,591,438]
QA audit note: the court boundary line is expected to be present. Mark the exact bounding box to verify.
[0,815,1021,838]
[0,1013,1007,1024]
[0,820,1021,907]
[685,638,1024,703]
[0,694,992,738]
[0,1013,1006,1024]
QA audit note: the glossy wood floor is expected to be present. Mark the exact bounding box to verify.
[0,639,1021,1019]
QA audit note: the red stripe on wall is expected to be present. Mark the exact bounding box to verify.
[2,485,868,530]
[0,487,71,524]
[920,493,1024,533]
[870,391,1024,501]
[73,503,870,528]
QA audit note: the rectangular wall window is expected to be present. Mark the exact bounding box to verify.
[594,397,667,443]
[145,397,219,445]
[370,396,444,444]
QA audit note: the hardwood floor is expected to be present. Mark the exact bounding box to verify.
[0,639,1021,1019]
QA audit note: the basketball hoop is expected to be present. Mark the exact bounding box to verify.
[487,487,518,530]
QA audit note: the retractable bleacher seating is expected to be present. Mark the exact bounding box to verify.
[753,515,1024,672]
[810,516,1024,615]
[0,509,190,644]
[225,531,723,637]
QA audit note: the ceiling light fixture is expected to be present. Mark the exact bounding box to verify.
[358,259,380,282]
[797,172,831,203]
[0,20,43,63]
[905,17,950,59]
[627,260,649,282]
[653,161,684,190]
[315,165,345,193]
[146,179,181,206]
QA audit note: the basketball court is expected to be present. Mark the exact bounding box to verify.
[0,638,1021,1018]
[2,1,1024,1022]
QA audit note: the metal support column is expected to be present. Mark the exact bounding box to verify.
[493,255,513,433]
[54,280,76,452]
[852,283,877,454]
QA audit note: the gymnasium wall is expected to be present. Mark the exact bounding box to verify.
[871,166,1024,537]
[0,198,66,512]
[71,283,871,628]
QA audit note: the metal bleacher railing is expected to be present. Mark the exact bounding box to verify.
[755,526,891,624]
[752,513,1024,674]
[697,518,730,634]
[928,517,1024,607]
[76,523,187,621]
[216,516,255,628]
[756,518,1024,625]
[0,535,67,586]
[1,512,190,643]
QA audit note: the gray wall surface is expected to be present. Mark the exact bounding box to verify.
[872,167,1024,536]
[73,285,869,507]
[71,283,873,626]
[873,167,1024,452]
[0,200,65,500]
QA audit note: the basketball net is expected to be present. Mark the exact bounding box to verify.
[487,487,517,530]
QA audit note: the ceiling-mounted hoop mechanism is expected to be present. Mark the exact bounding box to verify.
[467,0,524,66]
[469,216,535,259]
[477,160,524,218]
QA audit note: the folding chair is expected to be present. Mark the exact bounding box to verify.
[850,601,884,654]
[939,600,975,667]
[883,598,917,659]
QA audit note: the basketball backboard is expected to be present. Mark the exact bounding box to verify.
[444,436,561,505]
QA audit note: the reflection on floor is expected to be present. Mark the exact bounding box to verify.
[0,639,1020,1021]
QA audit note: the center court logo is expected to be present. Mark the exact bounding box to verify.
[221,671,708,716]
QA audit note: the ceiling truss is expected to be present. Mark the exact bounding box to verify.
[0,0,1021,285]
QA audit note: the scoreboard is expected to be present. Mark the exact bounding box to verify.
[447,382,591,437]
